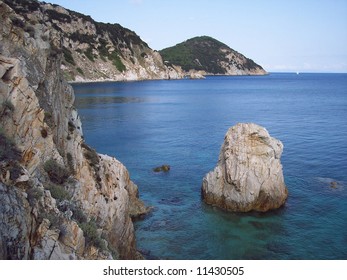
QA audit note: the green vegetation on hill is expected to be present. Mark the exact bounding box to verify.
[160,36,227,73]
[160,36,261,74]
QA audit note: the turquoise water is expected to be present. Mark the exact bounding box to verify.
[73,73,347,259]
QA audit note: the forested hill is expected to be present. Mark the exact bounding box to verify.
[160,36,267,75]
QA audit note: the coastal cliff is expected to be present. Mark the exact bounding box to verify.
[2,1,266,82]
[202,123,288,212]
[160,36,267,76]
[3,0,184,82]
[0,0,147,260]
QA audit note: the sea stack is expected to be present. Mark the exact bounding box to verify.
[202,123,288,212]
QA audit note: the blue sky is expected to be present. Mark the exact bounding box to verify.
[46,0,347,73]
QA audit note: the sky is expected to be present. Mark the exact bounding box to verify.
[46,0,347,73]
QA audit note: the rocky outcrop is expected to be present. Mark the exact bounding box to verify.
[3,0,184,82]
[153,165,171,173]
[0,0,147,260]
[202,123,288,212]
[188,70,206,79]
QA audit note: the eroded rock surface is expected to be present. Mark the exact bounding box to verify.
[0,1,147,259]
[202,123,288,212]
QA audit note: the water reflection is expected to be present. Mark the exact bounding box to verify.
[73,81,135,95]
[75,96,147,108]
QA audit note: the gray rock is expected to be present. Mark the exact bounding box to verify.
[0,183,32,259]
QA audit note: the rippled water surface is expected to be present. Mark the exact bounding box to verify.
[73,73,347,259]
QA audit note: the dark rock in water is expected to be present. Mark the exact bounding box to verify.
[150,220,168,230]
[266,241,290,255]
[242,249,268,260]
[153,165,170,172]
[330,181,338,189]
[254,232,269,240]
[159,197,182,205]
[249,220,265,230]
[138,249,160,260]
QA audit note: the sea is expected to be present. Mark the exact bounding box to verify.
[72,73,347,260]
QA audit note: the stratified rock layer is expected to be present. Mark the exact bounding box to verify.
[202,123,288,212]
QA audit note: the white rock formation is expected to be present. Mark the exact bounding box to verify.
[202,123,288,212]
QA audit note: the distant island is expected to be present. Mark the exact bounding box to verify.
[160,36,267,78]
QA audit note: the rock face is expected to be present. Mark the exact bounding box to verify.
[202,123,288,212]
[3,0,184,82]
[0,0,147,260]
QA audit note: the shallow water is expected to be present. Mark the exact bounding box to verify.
[73,73,347,259]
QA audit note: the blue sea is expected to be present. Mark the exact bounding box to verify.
[73,73,347,259]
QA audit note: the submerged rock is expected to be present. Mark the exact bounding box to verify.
[153,165,170,173]
[202,123,288,212]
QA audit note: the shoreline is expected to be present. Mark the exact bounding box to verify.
[68,72,269,85]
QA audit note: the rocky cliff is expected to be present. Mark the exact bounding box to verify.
[0,0,147,260]
[160,36,267,76]
[202,123,288,212]
[3,0,184,82]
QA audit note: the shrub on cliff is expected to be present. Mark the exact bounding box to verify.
[27,187,44,207]
[69,32,95,44]
[84,47,95,62]
[10,16,25,28]
[1,100,15,117]
[81,143,99,167]
[0,127,21,162]
[45,9,72,23]
[44,159,70,184]
[46,183,71,201]
[71,205,88,224]
[76,67,84,75]
[79,219,106,251]
[62,47,75,65]
[24,24,35,37]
